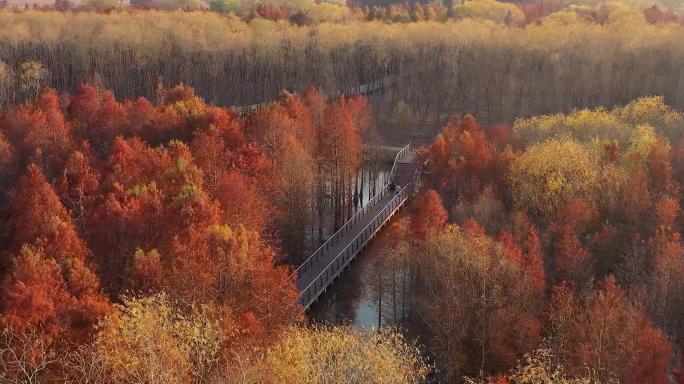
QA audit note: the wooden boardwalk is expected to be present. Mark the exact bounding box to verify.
[294,144,420,310]
[236,76,394,114]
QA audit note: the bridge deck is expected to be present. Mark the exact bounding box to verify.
[296,190,396,292]
[295,148,418,310]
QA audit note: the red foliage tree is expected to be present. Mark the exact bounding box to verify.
[68,84,126,154]
[454,115,495,175]
[6,164,89,262]
[643,5,679,24]
[212,171,271,234]
[303,88,327,125]
[56,149,100,229]
[409,189,448,240]
[675,355,684,384]
[646,227,684,338]
[2,165,109,338]
[499,230,523,265]
[629,316,673,384]
[647,136,679,198]
[0,131,15,190]
[552,198,598,235]
[587,277,672,384]
[487,306,542,371]
[425,115,513,204]
[126,248,163,293]
[121,95,188,146]
[345,94,375,139]
[121,97,157,139]
[521,225,546,295]
[167,224,302,337]
[162,84,197,105]
[463,218,486,236]
[2,245,71,335]
[283,93,316,152]
[3,245,110,339]
[622,168,651,224]
[256,3,289,20]
[493,145,517,196]
[202,106,244,149]
[589,223,620,275]
[518,0,562,23]
[451,115,495,199]
[88,182,166,295]
[102,137,171,190]
[550,199,597,285]
[488,124,515,151]
[244,104,295,159]
[507,212,546,295]
[651,196,680,233]
[552,224,593,285]
[321,98,363,228]
[426,134,453,195]
[2,89,75,178]
[547,276,672,383]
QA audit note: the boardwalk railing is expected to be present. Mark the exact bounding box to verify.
[295,144,418,310]
[342,76,394,97]
[236,75,395,114]
[293,144,411,279]
[390,144,413,176]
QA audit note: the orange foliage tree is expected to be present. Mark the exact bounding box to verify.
[2,165,110,339]
[409,189,448,240]
[547,276,672,384]
[2,89,75,179]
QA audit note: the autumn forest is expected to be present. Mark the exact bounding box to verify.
[1,0,684,383]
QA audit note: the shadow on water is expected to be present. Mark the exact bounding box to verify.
[307,160,394,329]
[307,243,381,328]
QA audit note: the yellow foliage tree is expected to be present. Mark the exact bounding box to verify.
[614,96,684,143]
[95,294,225,384]
[627,124,658,159]
[514,109,627,145]
[466,348,611,384]
[514,97,684,147]
[413,225,543,381]
[251,326,428,384]
[508,138,600,216]
[452,0,525,24]
[0,61,12,107]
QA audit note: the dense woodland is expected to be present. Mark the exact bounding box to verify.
[2,0,684,383]
[2,87,684,384]
[383,97,684,382]
[2,1,684,135]
[0,82,421,382]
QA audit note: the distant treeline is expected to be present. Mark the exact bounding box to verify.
[1,10,684,126]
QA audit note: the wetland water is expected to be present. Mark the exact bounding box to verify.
[307,162,393,328]
[307,240,381,328]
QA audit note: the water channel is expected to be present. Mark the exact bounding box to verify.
[307,160,394,329]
